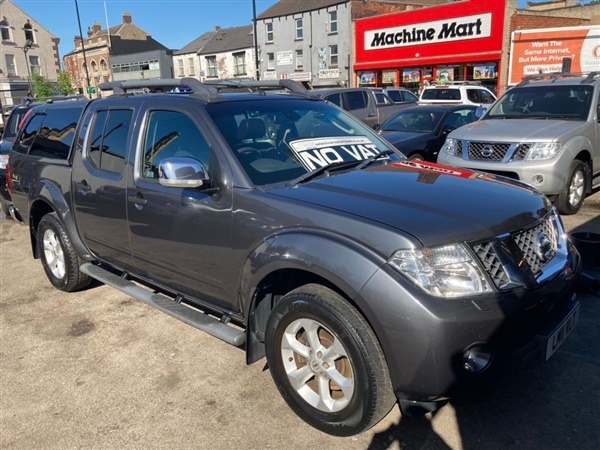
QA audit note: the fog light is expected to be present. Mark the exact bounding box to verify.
[533,174,544,185]
[462,344,492,374]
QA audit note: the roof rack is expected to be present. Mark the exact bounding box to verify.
[516,71,600,87]
[98,78,312,103]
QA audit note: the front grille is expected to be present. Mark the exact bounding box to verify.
[455,140,463,157]
[470,213,561,289]
[467,142,511,161]
[513,219,558,275]
[513,143,531,160]
[473,242,510,287]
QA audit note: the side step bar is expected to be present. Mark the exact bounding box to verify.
[80,263,246,347]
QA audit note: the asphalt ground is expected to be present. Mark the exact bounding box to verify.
[1,193,599,450]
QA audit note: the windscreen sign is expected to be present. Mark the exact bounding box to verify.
[509,26,600,84]
[288,137,382,171]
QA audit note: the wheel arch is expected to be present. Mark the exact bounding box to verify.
[242,229,386,365]
[573,149,593,193]
[28,180,92,261]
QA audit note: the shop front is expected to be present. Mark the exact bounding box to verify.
[354,0,507,96]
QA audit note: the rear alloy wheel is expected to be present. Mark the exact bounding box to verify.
[556,160,587,215]
[265,284,395,436]
[37,213,91,292]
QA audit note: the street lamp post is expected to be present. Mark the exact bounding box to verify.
[21,38,34,98]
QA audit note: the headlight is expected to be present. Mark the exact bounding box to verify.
[441,138,457,156]
[0,154,8,170]
[524,142,562,160]
[388,244,492,298]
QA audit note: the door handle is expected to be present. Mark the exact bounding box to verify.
[75,180,91,193]
[128,194,148,206]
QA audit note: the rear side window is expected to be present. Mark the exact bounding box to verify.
[466,89,480,103]
[324,93,343,108]
[28,107,83,158]
[346,91,367,111]
[14,113,44,154]
[87,109,132,173]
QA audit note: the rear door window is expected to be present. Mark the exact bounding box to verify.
[87,109,133,173]
[346,91,368,111]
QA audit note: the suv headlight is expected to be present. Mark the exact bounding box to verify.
[388,244,492,298]
[524,142,562,160]
[441,138,457,156]
[0,154,8,170]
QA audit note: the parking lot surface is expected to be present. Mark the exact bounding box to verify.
[1,193,599,450]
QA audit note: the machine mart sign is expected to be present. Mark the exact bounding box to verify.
[365,13,491,51]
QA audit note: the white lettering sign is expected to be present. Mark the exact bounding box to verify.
[289,137,381,171]
[365,13,492,51]
[319,68,340,79]
[277,50,293,65]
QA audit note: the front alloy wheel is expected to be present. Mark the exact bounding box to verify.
[266,284,395,436]
[280,318,354,413]
[42,228,66,279]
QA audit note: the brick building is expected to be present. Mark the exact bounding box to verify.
[63,13,171,96]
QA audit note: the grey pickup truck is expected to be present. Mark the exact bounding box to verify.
[8,79,581,436]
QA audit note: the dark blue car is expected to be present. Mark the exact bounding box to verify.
[378,104,479,161]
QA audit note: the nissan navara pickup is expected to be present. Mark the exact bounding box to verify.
[7,78,581,437]
[439,72,600,214]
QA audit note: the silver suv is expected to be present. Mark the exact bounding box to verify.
[438,72,600,214]
[420,82,496,106]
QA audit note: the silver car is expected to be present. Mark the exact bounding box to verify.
[438,72,600,214]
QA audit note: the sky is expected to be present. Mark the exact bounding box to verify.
[11,0,593,57]
[12,0,279,55]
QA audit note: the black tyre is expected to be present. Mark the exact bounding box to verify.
[37,213,91,292]
[556,160,587,215]
[265,284,395,436]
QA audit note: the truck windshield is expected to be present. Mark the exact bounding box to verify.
[207,98,397,186]
[485,85,592,120]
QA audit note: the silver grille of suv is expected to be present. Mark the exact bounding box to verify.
[467,142,511,161]
[470,210,565,290]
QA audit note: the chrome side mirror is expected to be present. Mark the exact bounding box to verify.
[159,157,209,188]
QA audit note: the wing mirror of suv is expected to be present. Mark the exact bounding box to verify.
[159,157,210,189]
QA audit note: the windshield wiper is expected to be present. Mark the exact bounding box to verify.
[289,160,363,186]
[355,149,395,170]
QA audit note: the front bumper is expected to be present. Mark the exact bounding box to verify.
[356,240,581,402]
[437,147,575,196]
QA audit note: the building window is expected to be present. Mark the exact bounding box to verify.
[24,23,34,44]
[206,56,217,77]
[328,10,337,33]
[100,59,107,71]
[189,57,195,76]
[29,55,40,76]
[267,52,274,71]
[91,61,97,72]
[0,21,11,41]
[295,19,303,40]
[234,52,246,75]
[266,22,273,43]
[295,49,303,70]
[5,54,16,76]
[330,45,338,67]
[178,59,184,77]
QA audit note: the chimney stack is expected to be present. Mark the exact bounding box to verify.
[122,13,132,24]
[92,22,101,32]
[214,26,221,32]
